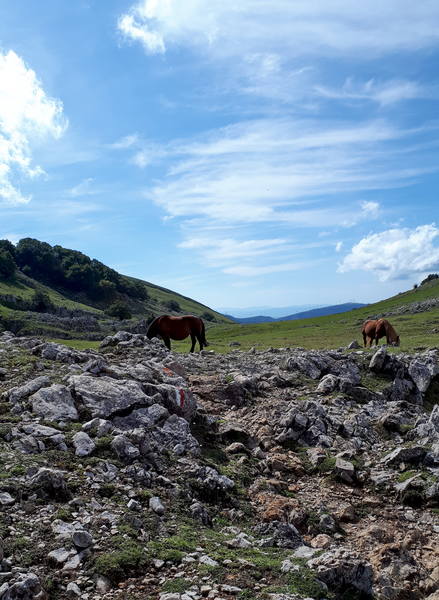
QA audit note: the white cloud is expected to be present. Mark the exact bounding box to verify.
[335,241,343,252]
[223,261,311,277]
[179,237,288,264]
[69,178,97,197]
[146,118,425,228]
[119,1,439,59]
[110,134,139,149]
[0,50,67,204]
[338,224,439,281]
[315,78,428,106]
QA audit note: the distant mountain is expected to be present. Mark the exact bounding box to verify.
[225,314,275,324]
[216,304,321,319]
[227,302,367,324]
[278,302,367,321]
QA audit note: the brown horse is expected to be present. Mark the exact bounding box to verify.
[146,315,209,352]
[362,318,400,347]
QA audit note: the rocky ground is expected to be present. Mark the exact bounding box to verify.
[0,331,438,600]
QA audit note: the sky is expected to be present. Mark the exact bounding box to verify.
[1,1,439,312]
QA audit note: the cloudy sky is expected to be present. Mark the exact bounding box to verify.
[1,1,439,311]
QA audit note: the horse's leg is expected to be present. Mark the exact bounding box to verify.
[363,332,367,347]
[189,334,196,353]
[197,334,204,351]
[163,336,171,350]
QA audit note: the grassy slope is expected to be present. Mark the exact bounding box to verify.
[171,278,439,353]
[0,272,228,324]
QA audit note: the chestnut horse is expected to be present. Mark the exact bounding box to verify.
[362,319,400,347]
[147,315,209,352]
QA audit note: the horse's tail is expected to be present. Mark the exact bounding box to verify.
[201,319,209,346]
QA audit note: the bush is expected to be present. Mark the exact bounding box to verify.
[30,291,54,313]
[201,311,215,322]
[94,539,147,582]
[105,302,132,320]
[165,299,181,312]
[0,250,16,280]
[420,273,439,286]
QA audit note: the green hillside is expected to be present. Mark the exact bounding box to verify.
[172,275,439,353]
[0,238,229,339]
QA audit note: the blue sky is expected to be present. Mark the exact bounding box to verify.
[1,1,439,312]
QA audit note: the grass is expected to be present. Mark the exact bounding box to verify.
[170,277,439,354]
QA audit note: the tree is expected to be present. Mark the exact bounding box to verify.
[201,311,215,322]
[30,291,54,313]
[165,299,181,312]
[105,302,132,320]
[0,249,16,280]
[0,239,16,258]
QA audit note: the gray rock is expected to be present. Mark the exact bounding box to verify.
[0,493,14,506]
[111,435,140,463]
[382,446,426,466]
[316,374,339,394]
[66,582,81,597]
[30,384,78,422]
[72,530,93,549]
[69,375,151,418]
[347,340,361,349]
[82,418,113,437]
[408,357,439,393]
[47,547,70,564]
[369,347,387,372]
[149,496,166,515]
[0,573,42,600]
[28,468,70,500]
[256,521,304,549]
[72,431,96,457]
[308,546,373,595]
[5,376,50,403]
[335,456,356,484]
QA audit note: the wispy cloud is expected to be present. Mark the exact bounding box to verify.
[0,50,67,205]
[69,177,98,197]
[338,224,439,281]
[119,1,439,58]
[315,78,430,106]
[146,118,427,227]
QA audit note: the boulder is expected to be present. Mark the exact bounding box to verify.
[72,432,95,457]
[5,376,50,403]
[30,385,78,422]
[69,375,151,419]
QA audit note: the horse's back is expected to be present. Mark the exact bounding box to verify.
[362,319,376,335]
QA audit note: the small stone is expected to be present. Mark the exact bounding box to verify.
[72,431,96,457]
[149,496,166,515]
[95,575,112,593]
[66,581,81,597]
[199,555,219,567]
[48,547,70,564]
[0,493,15,506]
[72,530,93,548]
[127,499,141,511]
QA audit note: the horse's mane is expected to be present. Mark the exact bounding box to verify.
[384,320,398,341]
[147,316,161,337]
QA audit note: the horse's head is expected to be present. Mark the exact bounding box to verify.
[146,319,157,339]
[392,335,400,347]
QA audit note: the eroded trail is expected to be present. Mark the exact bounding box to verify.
[0,330,438,600]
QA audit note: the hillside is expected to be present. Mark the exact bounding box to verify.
[0,238,229,339]
[172,275,439,354]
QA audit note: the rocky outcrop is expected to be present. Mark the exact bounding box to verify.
[0,332,437,600]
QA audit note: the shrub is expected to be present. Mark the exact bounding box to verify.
[165,299,181,312]
[105,302,132,320]
[94,539,147,582]
[0,249,16,280]
[30,291,54,313]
